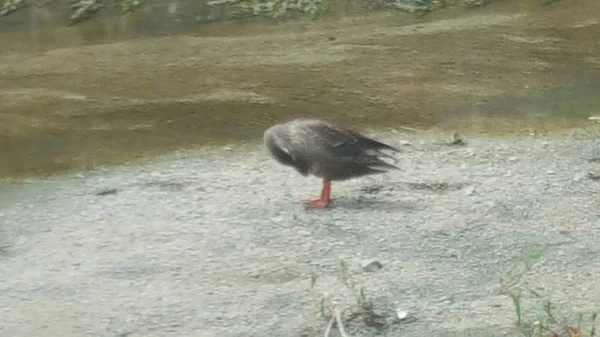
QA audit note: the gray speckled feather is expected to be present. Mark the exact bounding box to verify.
[263,118,400,181]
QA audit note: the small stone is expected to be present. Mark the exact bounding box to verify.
[361,259,383,272]
[463,186,475,196]
[446,248,460,258]
[95,188,119,196]
[396,309,410,321]
[508,156,518,161]
[448,131,466,146]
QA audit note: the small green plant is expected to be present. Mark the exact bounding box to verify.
[499,244,550,295]
[501,245,598,337]
[0,242,9,256]
[0,0,26,16]
[512,292,597,337]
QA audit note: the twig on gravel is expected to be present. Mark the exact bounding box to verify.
[333,306,349,337]
[396,125,423,133]
[323,306,349,337]
[324,315,334,337]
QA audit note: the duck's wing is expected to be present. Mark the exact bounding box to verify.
[265,119,360,164]
[304,120,399,169]
[303,120,363,156]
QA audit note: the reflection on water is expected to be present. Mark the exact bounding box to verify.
[1,1,599,178]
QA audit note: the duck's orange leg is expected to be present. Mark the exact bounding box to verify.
[303,179,331,209]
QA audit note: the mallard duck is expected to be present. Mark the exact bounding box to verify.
[263,118,400,209]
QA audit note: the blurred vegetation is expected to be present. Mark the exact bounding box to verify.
[1,0,145,22]
[500,245,598,337]
[0,0,26,16]
[0,0,559,25]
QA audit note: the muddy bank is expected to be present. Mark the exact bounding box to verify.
[1,129,600,336]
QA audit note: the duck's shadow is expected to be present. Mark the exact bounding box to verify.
[326,196,420,211]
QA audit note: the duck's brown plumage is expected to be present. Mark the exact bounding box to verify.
[263,118,400,209]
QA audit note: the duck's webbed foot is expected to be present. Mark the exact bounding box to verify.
[303,198,331,209]
[302,179,332,209]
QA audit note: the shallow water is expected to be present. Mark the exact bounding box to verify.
[1,1,599,178]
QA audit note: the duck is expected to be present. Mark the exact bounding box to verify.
[263,118,400,209]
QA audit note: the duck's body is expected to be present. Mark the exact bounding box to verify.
[263,118,400,209]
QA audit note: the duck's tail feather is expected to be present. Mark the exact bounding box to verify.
[367,156,401,171]
[351,132,401,153]
[374,150,400,164]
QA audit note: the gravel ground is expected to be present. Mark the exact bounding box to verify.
[1,130,599,337]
